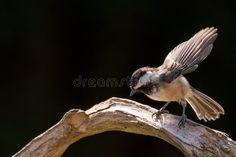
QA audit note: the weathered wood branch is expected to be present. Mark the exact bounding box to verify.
[13,97,236,157]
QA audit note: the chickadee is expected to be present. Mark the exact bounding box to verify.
[129,27,224,128]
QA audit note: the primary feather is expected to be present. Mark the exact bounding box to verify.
[161,27,218,82]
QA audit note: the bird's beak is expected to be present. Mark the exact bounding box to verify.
[130,89,137,96]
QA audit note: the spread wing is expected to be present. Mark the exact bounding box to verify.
[160,27,218,83]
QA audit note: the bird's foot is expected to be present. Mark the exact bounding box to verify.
[178,114,187,128]
[152,109,169,120]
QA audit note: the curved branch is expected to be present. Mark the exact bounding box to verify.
[13,97,236,157]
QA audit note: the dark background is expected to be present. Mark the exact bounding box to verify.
[1,0,236,156]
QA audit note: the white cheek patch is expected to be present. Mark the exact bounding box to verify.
[134,71,160,90]
[137,74,150,88]
[150,72,160,81]
[134,73,150,89]
[134,72,154,89]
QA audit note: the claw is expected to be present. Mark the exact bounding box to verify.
[178,114,187,128]
[152,102,170,120]
[152,110,169,120]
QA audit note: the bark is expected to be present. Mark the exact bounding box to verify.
[13,97,236,157]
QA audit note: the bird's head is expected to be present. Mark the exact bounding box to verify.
[130,67,160,96]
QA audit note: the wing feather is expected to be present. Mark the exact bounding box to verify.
[160,27,218,82]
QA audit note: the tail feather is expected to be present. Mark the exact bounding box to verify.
[186,87,224,121]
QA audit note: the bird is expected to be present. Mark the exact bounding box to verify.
[129,27,224,128]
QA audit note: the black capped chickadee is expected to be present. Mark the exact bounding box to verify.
[130,27,224,128]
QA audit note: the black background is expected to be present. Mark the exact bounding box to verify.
[1,0,236,157]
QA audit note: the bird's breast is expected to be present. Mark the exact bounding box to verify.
[146,76,190,102]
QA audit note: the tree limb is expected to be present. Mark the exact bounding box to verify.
[12,97,236,157]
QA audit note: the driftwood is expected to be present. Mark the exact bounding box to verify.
[13,97,236,157]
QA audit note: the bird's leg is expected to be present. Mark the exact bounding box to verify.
[152,102,170,120]
[159,102,170,113]
[178,101,187,128]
